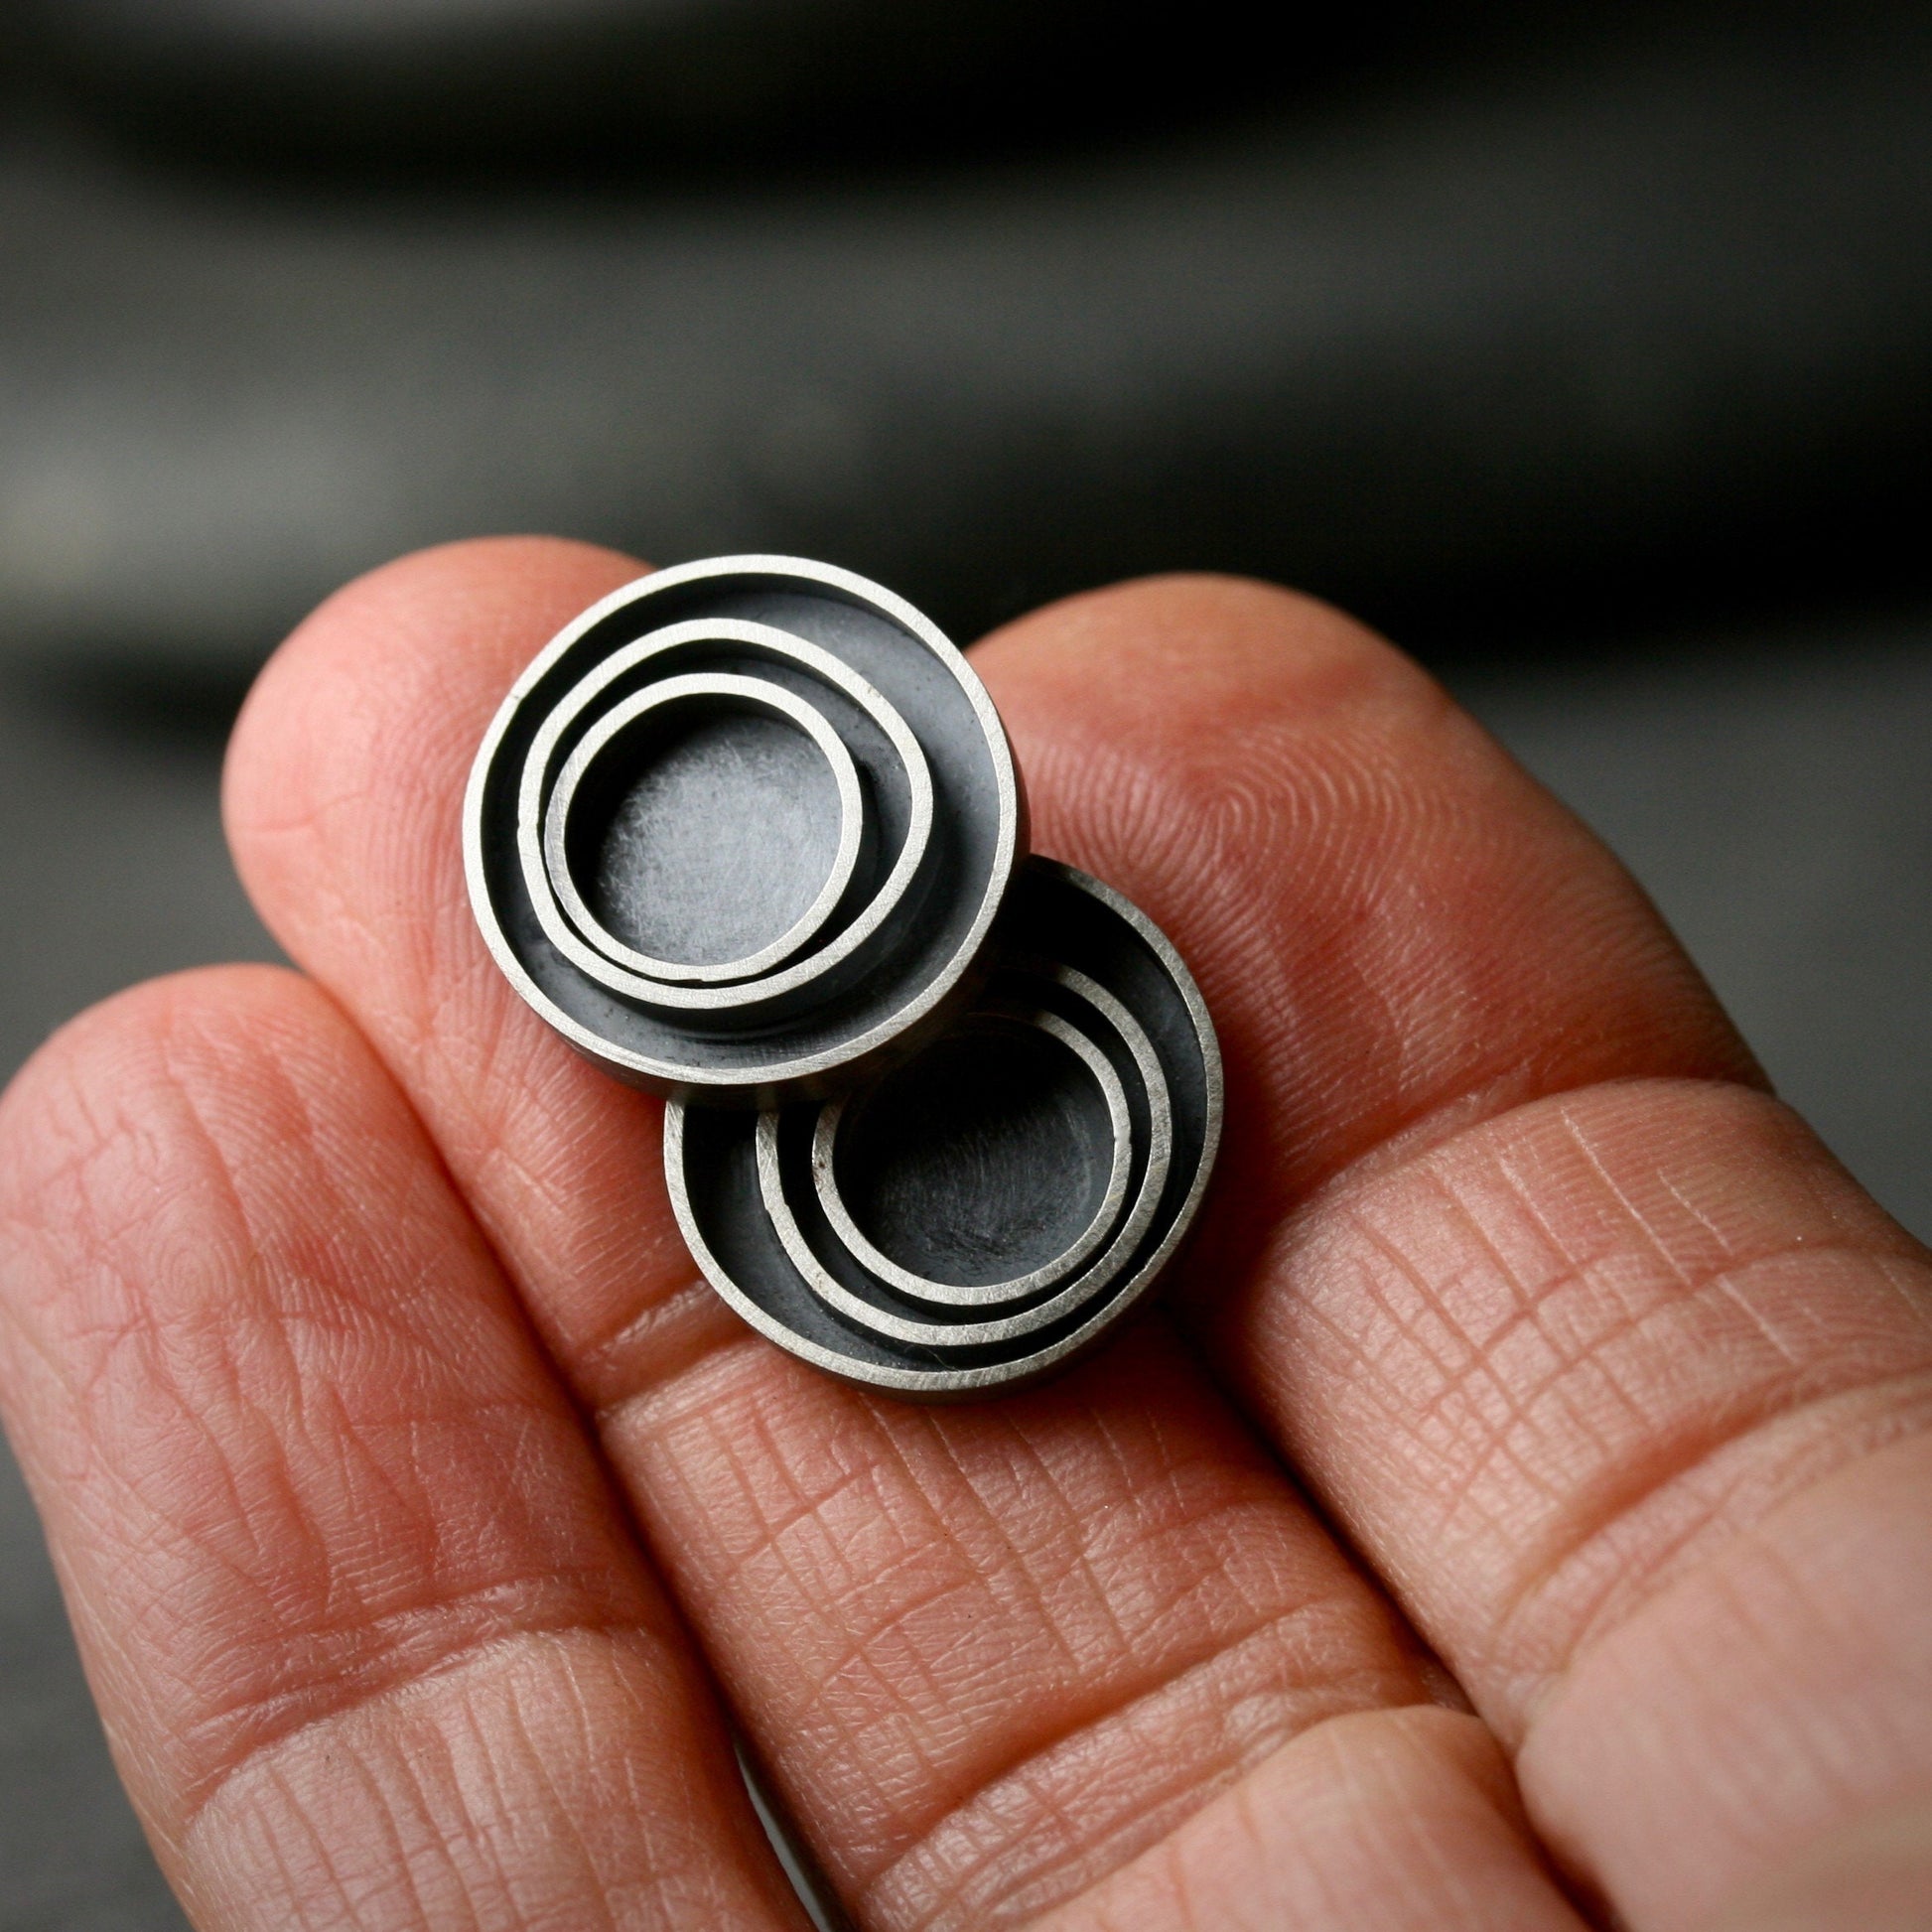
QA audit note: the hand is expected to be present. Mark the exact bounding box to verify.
[3,541,1928,1932]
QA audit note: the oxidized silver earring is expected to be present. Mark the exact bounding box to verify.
[467,556,1219,1399]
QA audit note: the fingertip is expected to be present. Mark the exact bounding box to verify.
[0,962,324,1151]
[1703,1792,1932,1932]
[967,570,1458,910]
[974,570,1433,729]
[966,569,1757,1233]
[261,532,643,681]
[0,964,426,1465]
[0,968,426,1305]
[223,535,645,876]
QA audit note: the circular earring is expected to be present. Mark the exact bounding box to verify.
[467,558,1218,1398]
[664,860,1221,1399]
[465,554,1025,1105]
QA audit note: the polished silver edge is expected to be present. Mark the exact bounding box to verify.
[464,555,1025,1101]
[660,860,1223,1399]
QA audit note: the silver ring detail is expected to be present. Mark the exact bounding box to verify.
[752,967,1176,1350]
[511,614,938,1018]
[812,1005,1127,1307]
[542,671,867,986]
[662,859,1220,1396]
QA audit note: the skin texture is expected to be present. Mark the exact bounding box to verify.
[0,537,1929,1930]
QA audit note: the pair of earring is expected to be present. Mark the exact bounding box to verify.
[467,556,1220,1400]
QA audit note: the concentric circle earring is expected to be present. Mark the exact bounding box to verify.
[664,860,1222,1398]
[465,555,1025,1104]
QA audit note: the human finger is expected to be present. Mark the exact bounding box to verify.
[1704,1790,1932,1932]
[0,967,805,1929]
[973,578,1932,1930]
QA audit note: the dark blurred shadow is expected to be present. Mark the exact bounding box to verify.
[14,0,1376,184]
[4,1,1931,681]
[13,1,1906,192]
[12,658,252,751]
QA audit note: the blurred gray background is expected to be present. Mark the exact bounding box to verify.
[2,2,1929,1924]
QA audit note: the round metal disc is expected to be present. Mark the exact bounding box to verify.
[665,859,1223,1400]
[465,555,1026,1103]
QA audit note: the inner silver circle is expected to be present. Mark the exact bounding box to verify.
[542,673,863,987]
[812,1009,1133,1309]
[754,971,1174,1348]
[515,617,934,1016]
